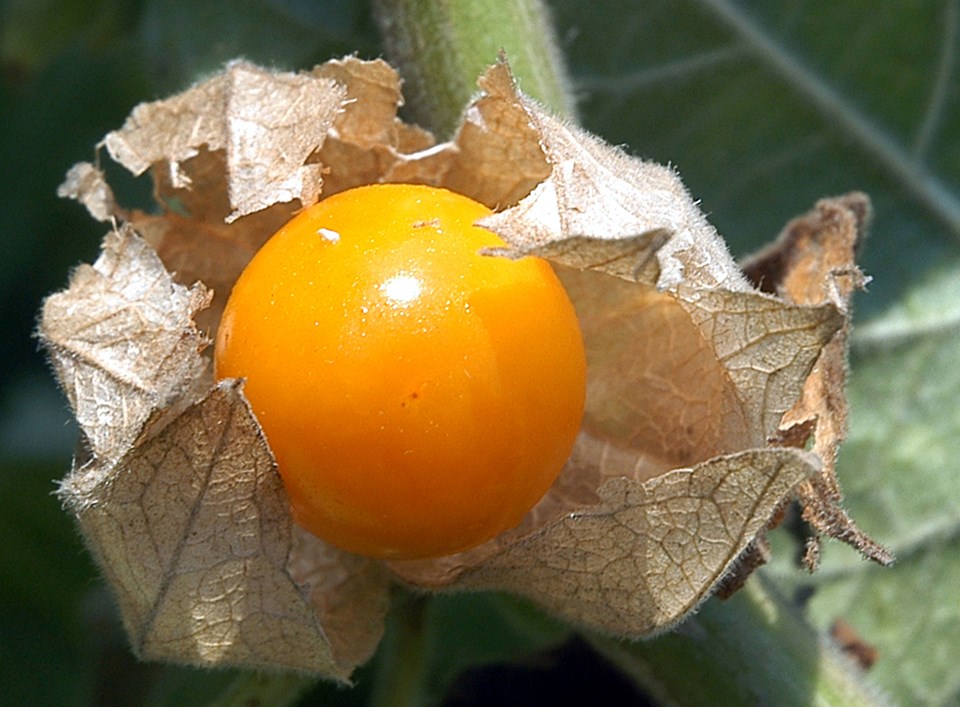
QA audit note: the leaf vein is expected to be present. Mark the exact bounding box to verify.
[692,0,960,239]
[912,0,959,160]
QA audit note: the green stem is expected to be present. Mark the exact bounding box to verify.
[205,672,316,707]
[370,590,431,707]
[373,0,576,138]
[586,574,888,707]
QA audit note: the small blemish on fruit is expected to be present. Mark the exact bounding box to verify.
[412,218,441,229]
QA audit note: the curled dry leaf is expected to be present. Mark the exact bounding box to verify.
[40,56,879,678]
[102,60,345,222]
[742,194,894,569]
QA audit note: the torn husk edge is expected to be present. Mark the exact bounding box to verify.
[40,55,876,676]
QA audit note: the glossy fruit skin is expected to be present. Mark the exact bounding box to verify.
[215,184,586,559]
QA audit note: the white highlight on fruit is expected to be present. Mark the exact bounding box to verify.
[381,274,422,305]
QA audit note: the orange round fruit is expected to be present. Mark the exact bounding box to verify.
[215,184,586,559]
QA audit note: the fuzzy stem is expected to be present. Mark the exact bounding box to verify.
[370,590,431,707]
[205,672,316,707]
[373,0,576,138]
[586,575,888,706]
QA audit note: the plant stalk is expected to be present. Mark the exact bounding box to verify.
[586,574,888,706]
[370,590,431,707]
[205,671,316,707]
[373,0,576,138]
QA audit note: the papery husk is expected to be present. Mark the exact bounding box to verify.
[42,55,876,677]
[742,193,893,569]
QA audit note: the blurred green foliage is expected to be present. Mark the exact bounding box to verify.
[3,1,959,704]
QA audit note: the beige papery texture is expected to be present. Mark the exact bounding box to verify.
[41,56,874,678]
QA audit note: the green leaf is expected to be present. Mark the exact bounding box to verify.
[548,1,960,703]
[420,592,571,701]
[0,460,98,707]
[769,280,960,706]
[0,0,134,69]
[138,0,378,92]
[369,590,571,707]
